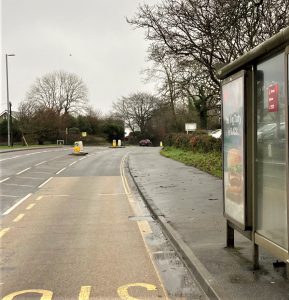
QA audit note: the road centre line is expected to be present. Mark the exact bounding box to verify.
[2,183,34,187]
[17,176,43,180]
[69,161,77,166]
[0,156,19,162]
[26,203,36,210]
[38,177,53,188]
[13,214,25,222]
[2,193,32,216]
[0,195,18,198]
[16,167,31,175]
[0,177,10,183]
[35,161,47,166]
[0,149,69,162]
[78,157,87,161]
[36,196,43,201]
[56,167,66,175]
[0,228,10,238]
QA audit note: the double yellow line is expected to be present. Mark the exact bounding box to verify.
[120,154,131,195]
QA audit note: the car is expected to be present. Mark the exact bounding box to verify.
[209,129,222,139]
[139,139,152,146]
[257,122,285,141]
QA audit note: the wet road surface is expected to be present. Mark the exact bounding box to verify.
[0,147,207,299]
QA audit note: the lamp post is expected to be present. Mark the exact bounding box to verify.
[5,54,15,147]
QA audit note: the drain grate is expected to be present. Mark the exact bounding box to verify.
[128,215,154,222]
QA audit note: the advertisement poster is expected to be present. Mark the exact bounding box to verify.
[222,75,245,226]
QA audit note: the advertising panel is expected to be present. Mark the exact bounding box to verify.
[222,73,245,226]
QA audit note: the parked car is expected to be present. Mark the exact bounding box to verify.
[209,129,222,139]
[139,139,152,146]
[257,122,285,141]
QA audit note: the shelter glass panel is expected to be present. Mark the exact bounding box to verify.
[256,52,287,249]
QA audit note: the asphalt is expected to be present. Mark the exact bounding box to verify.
[128,148,289,300]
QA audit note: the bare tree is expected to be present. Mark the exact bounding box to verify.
[147,45,220,129]
[113,92,159,133]
[23,70,88,115]
[128,0,289,86]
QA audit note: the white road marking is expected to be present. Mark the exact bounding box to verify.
[2,193,32,215]
[56,167,66,175]
[78,157,87,161]
[17,176,43,180]
[2,183,34,187]
[0,195,18,198]
[38,177,53,188]
[0,156,20,162]
[16,167,31,175]
[35,161,47,166]
[0,148,69,162]
[69,161,77,166]
[0,177,10,183]
[36,196,43,201]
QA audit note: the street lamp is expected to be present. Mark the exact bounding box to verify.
[5,54,15,147]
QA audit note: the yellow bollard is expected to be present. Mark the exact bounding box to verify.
[160,141,163,147]
[112,140,116,147]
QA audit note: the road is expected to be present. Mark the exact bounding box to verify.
[0,146,206,300]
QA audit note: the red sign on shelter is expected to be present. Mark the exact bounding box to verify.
[268,83,279,112]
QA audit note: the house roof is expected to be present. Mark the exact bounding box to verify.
[0,110,19,119]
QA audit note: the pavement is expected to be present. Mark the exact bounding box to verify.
[128,147,289,300]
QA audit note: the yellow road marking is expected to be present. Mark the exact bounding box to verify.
[2,289,53,300]
[138,221,152,236]
[26,203,36,210]
[117,283,157,300]
[0,228,10,238]
[120,155,131,195]
[36,196,43,201]
[120,154,169,300]
[78,286,92,300]
[13,214,25,222]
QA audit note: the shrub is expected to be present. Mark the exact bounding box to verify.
[164,132,221,153]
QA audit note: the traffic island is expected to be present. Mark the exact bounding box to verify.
[69,141,88,156]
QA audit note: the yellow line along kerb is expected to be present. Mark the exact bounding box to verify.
[120,153,169,300]
[120,154,131,195]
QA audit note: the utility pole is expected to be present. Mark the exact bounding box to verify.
[5,54,15,147]
[10,102,13,146]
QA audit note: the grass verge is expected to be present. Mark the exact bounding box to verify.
[161,146,222,178]
[0,144,59,150]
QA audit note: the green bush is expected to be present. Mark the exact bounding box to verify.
[164,133,221,153]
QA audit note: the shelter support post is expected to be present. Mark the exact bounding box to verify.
[226,221,234,248]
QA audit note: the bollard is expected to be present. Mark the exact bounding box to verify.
[118,139,122,147]
[112,140,116,147]
[160,141,163,147]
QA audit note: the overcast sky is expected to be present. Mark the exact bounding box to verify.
[1,0,158,114]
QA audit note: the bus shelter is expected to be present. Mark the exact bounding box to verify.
[218,27,289,268]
